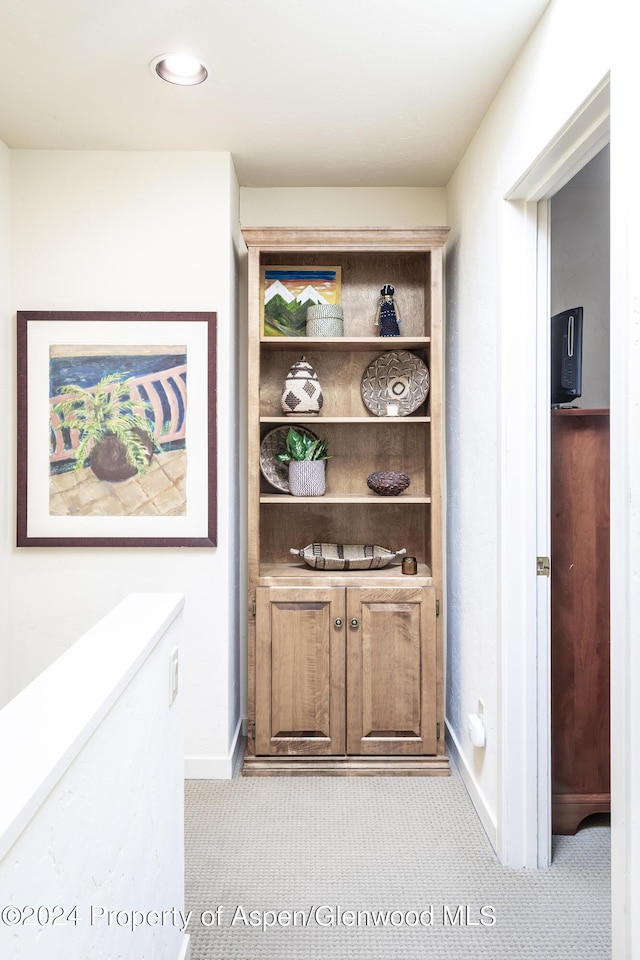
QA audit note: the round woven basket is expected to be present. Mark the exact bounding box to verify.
[306,303,344,337]
[306,317,344,337]
[361,350,430,416]
[307,304,343,321]
[259,425,319,492]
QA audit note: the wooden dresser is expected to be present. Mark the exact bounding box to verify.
[551,409,610,834]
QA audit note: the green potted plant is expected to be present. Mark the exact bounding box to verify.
[276,427,330,496]
[53,372,156,482]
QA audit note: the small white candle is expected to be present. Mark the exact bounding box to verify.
[386,402,400,417]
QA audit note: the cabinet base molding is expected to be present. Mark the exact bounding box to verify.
[552,793,610,835]
[242,753,450,777]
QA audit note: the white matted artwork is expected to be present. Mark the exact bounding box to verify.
[17,311,217,547]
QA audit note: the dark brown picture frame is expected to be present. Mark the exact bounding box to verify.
[17,311,217,547]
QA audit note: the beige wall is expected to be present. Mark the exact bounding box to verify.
[445,0,611,855]
[6,149,242,775]
[240,186,446,227]
[0,142,9,708]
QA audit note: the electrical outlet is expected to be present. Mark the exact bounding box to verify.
[169,647,179,706]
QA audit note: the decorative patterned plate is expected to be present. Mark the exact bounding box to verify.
[259,425,319,493]
[290,543,407,570]
[361,350,429,416]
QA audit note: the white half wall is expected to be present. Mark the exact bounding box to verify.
[7,149,242,777]
[444,0,611,863]
[0,141,9,709]
[0,593,187,960]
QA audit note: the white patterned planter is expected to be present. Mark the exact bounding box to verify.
[289,460,326,497]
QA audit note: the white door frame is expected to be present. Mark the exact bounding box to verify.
[498,77,610,870]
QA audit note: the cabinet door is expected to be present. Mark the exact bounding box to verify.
[346,587,437,756]
[255,587,346,756]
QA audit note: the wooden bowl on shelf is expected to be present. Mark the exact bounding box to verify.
[366,470,411,496]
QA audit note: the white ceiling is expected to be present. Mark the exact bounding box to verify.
[0,0,550,187]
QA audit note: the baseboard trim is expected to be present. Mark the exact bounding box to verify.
[185,717,243,779]
[445,719,498,851]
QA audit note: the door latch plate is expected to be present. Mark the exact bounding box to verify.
[536,556,550,577]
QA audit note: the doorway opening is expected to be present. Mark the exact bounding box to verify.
[499,76,609,870]
[549,145,611,838]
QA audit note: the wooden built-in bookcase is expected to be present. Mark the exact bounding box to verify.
[243,227,449,775]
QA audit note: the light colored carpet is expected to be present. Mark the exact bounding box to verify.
[184,759,610,960]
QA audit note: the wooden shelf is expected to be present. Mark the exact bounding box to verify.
[260,336,431,351]
[260,416,431,424]
[259,560,433,585]
[260,493,431,504]
[243,226,450,252]
[551,407,610,417]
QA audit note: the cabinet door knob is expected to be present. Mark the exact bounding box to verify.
[350,618,359,628]
[334,618,343,627]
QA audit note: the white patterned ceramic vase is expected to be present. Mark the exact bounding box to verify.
[288,460,326,497]
[281,357,324,415]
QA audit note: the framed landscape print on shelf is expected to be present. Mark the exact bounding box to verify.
[260,265,342,336]
[16,310,217,547]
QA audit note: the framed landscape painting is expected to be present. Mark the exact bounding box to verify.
[16,311,217,547]
[260,265,341,336]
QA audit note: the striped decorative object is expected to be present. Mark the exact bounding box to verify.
[290,543,407,570]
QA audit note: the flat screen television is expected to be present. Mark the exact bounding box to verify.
[551,306,583,406]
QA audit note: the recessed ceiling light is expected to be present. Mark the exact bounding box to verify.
[151,53,209,86]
